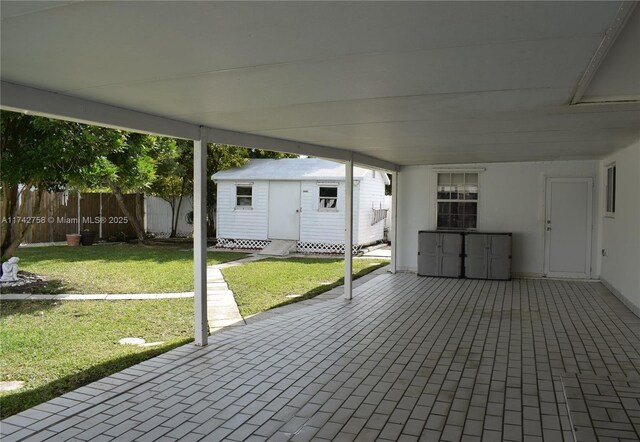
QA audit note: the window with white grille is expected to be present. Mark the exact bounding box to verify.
[437,172,478,230]
[235,185,252,208]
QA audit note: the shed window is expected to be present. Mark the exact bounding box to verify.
[437,172,478,230]
[236,185,253,208]
[319,186,338,210]
[605,164,616,216]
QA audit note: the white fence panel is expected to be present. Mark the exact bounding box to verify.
[145,195,193,238]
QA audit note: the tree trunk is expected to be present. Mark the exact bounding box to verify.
[172,195,184,238]
[207,206,216,238]
[1,183,19,260]
[167,199,176,238]
[110,184,146,242]
[135,193,145,237]
[170,178,187,238]
[1,185,44,260]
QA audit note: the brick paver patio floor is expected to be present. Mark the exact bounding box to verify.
[3,274,640,441]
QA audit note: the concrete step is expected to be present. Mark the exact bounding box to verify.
[259,239,297,256]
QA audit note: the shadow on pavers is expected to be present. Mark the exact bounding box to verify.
[0,338,192,420]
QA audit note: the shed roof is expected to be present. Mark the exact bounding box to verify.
[212,158,389,184]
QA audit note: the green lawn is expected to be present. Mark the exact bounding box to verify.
[0,246,389,419]
[223,257,389,317]
[4,244,247,294]
[0,298,193,418]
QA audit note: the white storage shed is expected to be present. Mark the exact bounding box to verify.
[212,158,389,253]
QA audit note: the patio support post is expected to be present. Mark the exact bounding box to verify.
[390,171,399,273]
[345,157,354,300]
[193,127,208,346]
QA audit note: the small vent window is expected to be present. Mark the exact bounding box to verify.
[605,164,616,216]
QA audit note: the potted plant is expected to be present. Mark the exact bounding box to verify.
[66,233,81,246]
[80,229,97,246]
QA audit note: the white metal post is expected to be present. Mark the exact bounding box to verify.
[193,128,208,346]
[345,158,354,300]
[390,171,399,273]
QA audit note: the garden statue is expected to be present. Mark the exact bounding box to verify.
[0,257,20,282]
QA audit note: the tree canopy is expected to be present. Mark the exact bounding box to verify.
[1,112,114,258]
[1,110,297,257]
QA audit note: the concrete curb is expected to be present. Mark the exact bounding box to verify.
[0,292,194,300]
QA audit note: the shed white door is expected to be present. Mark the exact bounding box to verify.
[544,177,592,278]
[268,181,301,240]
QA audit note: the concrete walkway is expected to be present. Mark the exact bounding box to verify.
[206,255,267,330]
[0,257,266,332]
[1,254,385,332]
[362,244,391,259]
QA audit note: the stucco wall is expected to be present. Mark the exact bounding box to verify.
[599,139,640,313]
[396,160,600,275]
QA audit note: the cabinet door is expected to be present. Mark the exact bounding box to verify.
[488,235,511,280]
[440,233,463,277]
[464,234,487,279]
[418,232,438,276]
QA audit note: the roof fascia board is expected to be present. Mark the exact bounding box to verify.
[0,81,200,139]
[204,127,399,172]
[0,81,399,172]
[213,176,365,181]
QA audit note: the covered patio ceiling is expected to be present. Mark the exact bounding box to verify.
[2,1,640,167]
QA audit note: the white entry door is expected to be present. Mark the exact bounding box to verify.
[268,181,301,240]
[544,177,592,278]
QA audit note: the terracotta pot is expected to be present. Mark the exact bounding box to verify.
[66,234,81,247]
[81,231,96,246]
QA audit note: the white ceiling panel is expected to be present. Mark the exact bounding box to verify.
[253,122,639,151]
[64,36,600,119]
[0,1,76,20]
[0,2,617,91]
[1,1,639,166]
[172,89,569,132]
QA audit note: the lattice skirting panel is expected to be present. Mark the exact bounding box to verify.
[296,242,361,255]
[147,231,192,239]
[217,238,361,254]
[217,238,271,250]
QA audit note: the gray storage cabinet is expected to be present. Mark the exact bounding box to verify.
[464,233,512,280]
[418,231,464,277]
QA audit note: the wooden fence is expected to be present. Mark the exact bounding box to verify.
[1,191,140,244]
